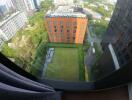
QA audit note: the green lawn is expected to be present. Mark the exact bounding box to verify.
[45,48,79,81]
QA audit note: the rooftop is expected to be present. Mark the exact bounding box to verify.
[46,6,86,18]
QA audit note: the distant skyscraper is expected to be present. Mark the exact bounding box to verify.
[33,0,41,9]
[25,0,36,11]
[11,0,27,12]
[0,0,15,17]
[46,6,88,44]
[0,0,14,11]
[11,0,36,16]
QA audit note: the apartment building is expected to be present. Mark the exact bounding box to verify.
[0,0,15,17]
[101,0,132,68]
[46,6,88,44]
[0,11,27,46]
[11,0,36,16]
[94,0,132,81]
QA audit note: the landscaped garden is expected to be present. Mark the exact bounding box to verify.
[1,0,53,73]
[45,48,79,81]
[43,43,85,82]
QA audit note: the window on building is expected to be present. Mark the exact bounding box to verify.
[54,26,57,28]
[61,25,63,28]
[66,22,71,27]
[73,37,75,40]
[74,26,77,29]
[60,21,63,25]
[67,37,70,40]
[67,30,70,33]
[53,21,57,25]
[55,29,57,32]
[73,22,77,25]
[60,29,63,33]
[73,30,76,33]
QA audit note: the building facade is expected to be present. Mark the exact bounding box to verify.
[46,6,88,44]
[101,0,132,68]
[94,0,132,80]
[0,0,15,17]
[0,11,27,42]
[11,0,36,16]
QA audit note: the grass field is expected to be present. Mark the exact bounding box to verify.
[45,48,79,81]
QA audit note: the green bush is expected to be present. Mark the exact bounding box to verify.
[78,45,85,81]
[1,43,16,58]
[30,42,48,77]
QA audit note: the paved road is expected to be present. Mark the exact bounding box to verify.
[84,47,96,69]
[87,26,101,43]
[85,25,101,71]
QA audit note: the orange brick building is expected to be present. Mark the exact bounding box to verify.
[45,6,88,44]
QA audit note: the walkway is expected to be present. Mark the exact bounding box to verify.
[41,48,55,78]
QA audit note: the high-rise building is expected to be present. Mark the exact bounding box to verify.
[0,0,14,11]
[101,0,132,68]
[0,0,15,17]
[93,0,132,80]
[11,0,27,12]
[25,0,36,11]
[45,6,88,44]
[0,11,27,47]
[11,0,36,16]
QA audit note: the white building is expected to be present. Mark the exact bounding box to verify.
[11,0,36,16]
[54,0,73,6]
[0,0,14,11]
[0,11,27,48]
[0,0,15,16]
[24,0,35,11]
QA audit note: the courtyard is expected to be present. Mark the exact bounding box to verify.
[45,47,80,81]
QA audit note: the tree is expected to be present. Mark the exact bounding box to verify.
[94,20,108,38]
